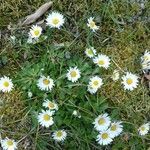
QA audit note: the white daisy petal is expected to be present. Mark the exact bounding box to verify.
[43,99,58,111]
[138,123,150,136]
[85,47,96,58]
[87,17,99,32]
[66,66,81,82]
[141,50,150,72]
[93,54,110,69]
[141,50,150,62]
[38,110,54,128]
[37,76,54,91]
[0,76,13,93]
[52,130,67,142]
[93,113,111,131]
[87,85,98,94]
[96,130,113,145]
[46,12,65,29]
[1,138,17,150]
[121,72,139,91]
[111,70,120,81]
[89,76,103,90]
[29,25,42,39]
[108,121,123,138]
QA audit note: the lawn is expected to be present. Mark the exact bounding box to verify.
[0,0,150,149]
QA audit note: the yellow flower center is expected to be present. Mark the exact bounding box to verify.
[111,124,117,131]
[89,21,96,28]
[101,133,108,139]
[93,80,99,86]
[48,102,55,109]
[144,56,150,61]
[52,18,60,25]
[98,118,105,125]
[87,49,93,55]
[126,78,133,85]
[43,114,51,121]
[98,60,105,65]
[34,30,40,36]
[70,71,77,77]
[7,140,13,146]
[141,126,145,131]
[3,81,9,87]
[43,79,50,85]
[56,131,63,137]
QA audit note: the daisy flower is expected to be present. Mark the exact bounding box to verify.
[87,85,98,94]
[138,123,150,136]
[121,72,139,91]
[0,76,13,93]
[111,70,120,81]
[93,113,111,131]
[72,110,81,118]
[141,51,150,72]
[89,76,103,89]
[66,66,81,82]
[37,76,54,91]
[141,61,150,71]
[93,54,110,69]
[28,91,33,98]
[108,121,123,138]
[38,110,54,128]
[1,138,17,150]
[29,25,42,39]
[96,130,113,145]
[85,47,96,58]
[141,50,150,62]
[46,12,65,29]
[43,99,58,111]
[87,17,99,32]
[52,130,67,142]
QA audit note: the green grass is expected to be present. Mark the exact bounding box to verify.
[0,0,150,149]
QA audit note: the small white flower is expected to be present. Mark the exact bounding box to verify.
[89,76,103,89]
[122,72,139,91]
[141,51,150,71]
[87,85,98,94]
[38,110,54,128]
[87,17,99,32]
[29,25,42,39]
[52,130,67,142]
[72,110,81,118]
[28,91,33,98]
[1,137,17,150]
[93,113,111,131]
[37,76,54,91]
[46,12,65,29]
[141,61,150,71]
[112,70,120,81]
[72,110,78,116]
[66,67,81,82]
[96,130,113,145]
[85,47,96,58]
[93,54,110,69]
[141,51,150,62]
[108,121,123,138]
[43,99,58,111]
[0,76,13,93]
[138,123,150,136]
